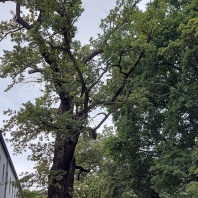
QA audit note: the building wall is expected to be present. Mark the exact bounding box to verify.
[0,135,20,198]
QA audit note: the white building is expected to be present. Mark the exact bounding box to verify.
[0,133,22,198]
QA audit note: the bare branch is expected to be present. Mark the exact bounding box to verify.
[11,67,27,77]
[93,111,112,132]
[111,51,128,75]
[85,51,137,133]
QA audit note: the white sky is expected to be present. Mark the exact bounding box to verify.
[0,0,149,177]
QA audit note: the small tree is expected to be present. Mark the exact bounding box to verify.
[0,0,151,197]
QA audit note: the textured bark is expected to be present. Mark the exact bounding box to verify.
[48,96,79,198]
[48,136,78,198]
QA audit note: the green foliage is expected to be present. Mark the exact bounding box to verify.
[74,126,139,198]
[101,0,198,197]
[0,0,198,197]
[23,189,47,198]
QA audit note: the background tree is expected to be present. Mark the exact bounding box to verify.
[104,0,198,197]
[74,126,139,198]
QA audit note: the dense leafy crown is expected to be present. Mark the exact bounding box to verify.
[0,0,198,197]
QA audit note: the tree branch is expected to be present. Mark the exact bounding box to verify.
[111,50,145,103]
[85,51,145,134]
[75,165,90,180]
[81,1,139,64]
[0,27,23,42]
[82,48,104,64]
[28,67,44,74]
[15,3,32,30]
[93,92,130,132]
[87,61,110,94]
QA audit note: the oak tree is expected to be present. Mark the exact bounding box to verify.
[0,0,149,197]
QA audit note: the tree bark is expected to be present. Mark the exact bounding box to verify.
[48,95,79,198]
[48,134,78,198]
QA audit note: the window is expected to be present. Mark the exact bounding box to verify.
[12,182,14,196]
[13,187,16,198]
[2,163,5,182]
[9,177,11,194]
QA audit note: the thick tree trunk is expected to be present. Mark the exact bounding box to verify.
[48,132,79,198]
[48,94,80,198]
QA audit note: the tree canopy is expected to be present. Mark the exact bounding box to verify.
[104,0,198,197]
[0,0,198,197]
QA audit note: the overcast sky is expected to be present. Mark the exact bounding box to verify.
[0,0,149,177]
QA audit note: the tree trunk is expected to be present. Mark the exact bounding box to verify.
[48,95,80,198]
[48,131,79,198]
